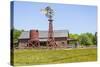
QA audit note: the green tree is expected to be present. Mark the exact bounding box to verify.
[85,32,97,45]
[78,33,93,46]
[92,32,97,45]
[68,32,96,46]
[13,29,22,43]
[69,34,79,44]
[69,34,79,40]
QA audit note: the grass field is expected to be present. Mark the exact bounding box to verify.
[13,48,97,66]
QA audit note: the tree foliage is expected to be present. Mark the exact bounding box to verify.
[78,33,93,46]
[69,34,79,44]
[69,32,97,46]
[13,29,22,43]
[69,34,79,40]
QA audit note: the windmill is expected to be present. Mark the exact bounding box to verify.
[41,6,57,49]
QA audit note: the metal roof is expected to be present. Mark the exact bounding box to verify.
[19,31,29,39]
[19,30,68,39]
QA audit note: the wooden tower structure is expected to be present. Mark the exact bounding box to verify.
[28,30,40,48]
[41,6,57,49]
[47,17,57,48]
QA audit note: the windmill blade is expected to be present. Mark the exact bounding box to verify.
[40,9,48,14]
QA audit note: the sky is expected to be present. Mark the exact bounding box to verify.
[12,1,97,34]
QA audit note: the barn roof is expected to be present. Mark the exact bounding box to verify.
[19,30,69,39]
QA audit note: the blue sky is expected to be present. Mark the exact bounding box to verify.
[13,1,97,34]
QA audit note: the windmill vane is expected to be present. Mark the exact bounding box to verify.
[42,6,54,19]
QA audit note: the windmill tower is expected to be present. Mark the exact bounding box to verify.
[41,6,57,49]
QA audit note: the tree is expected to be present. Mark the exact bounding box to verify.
[13,29,22,43]
[92,32,97,45]
[68,34,79,44]
[69,34,79,40]
[67,32,96,46]
[85,32,97,45]
[78,33,93,46]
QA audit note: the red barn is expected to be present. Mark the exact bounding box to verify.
[18,30,75,48]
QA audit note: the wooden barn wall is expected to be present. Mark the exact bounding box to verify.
[55,37,67,41]
[18,37,68,48]
[18,39,29,48]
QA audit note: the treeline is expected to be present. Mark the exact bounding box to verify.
[69,32,97,46]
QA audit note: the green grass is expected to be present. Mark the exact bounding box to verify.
[13,48,97,66]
